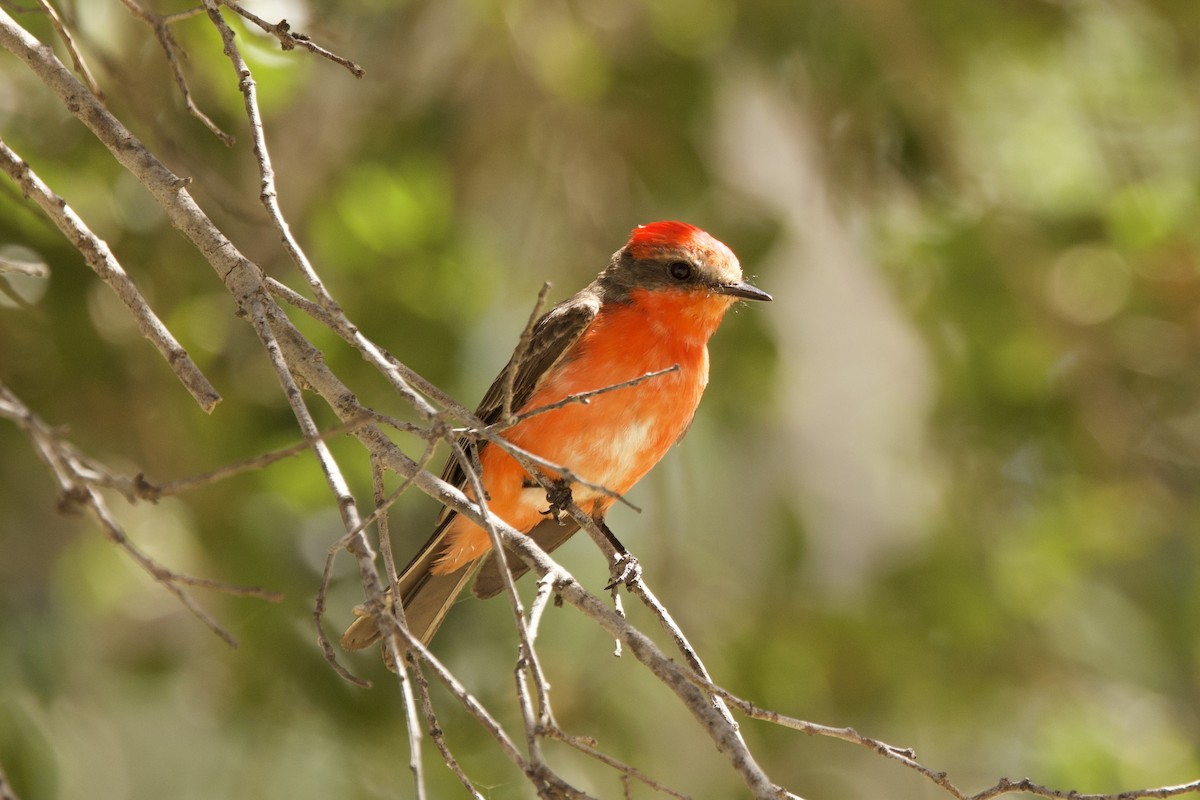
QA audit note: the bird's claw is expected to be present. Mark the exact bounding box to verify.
[540,478,573,525]
[604,552,641,591]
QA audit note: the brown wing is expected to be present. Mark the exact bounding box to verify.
[437,288,602,520]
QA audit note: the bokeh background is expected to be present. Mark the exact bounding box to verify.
[3,0,1200,797]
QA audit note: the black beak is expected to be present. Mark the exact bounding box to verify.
[716,281,773,302]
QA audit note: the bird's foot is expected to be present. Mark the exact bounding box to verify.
[604,552,641,591]
[540,478,574,525]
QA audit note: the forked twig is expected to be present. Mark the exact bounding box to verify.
[676,670,1200,800]
[215,0,364,77]
[117,0,234,145]
[32,0,102,100]
[0,381,280,647]
[544,726,692,800]
[146,416,373,500]
[409,654,486,799]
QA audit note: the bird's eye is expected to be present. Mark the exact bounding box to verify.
[668,261,692,281]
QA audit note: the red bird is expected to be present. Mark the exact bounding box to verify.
[342,221,771,649]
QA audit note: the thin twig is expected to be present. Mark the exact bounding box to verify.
[32,0,103,101]
[313,435,440,688]
[251,298,363,533]
[375,603,567,796]
[409,654,486,799]
[524,575,558,729]
[315,543,371,689]
[558,497,744,738]
[0,381,263,646]
[370,460,428,800]
[146,416,373,500]
[485,364,682,434]
[627,575,742,736]
[527,575,555,644]
[203,0,337,310]
[544,727,692,800]
[0,255,48,276]
[117,0,235,145]
[500,281,551,424]
[970,778,1200,800]
[328,432,440,558]
[677,669,1200,800]
[215,0,364,77]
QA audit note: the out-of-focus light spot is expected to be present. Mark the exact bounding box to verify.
[1113,316,1187,377]
[1105,179,1193,254]
[335,160,451,255]
[172,292,233,356]
[1046,245,1131,325]
[111,172,165,235]
[87,280,143,344]
[990,332,1057,401]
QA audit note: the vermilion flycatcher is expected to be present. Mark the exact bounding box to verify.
[342,221,771,649]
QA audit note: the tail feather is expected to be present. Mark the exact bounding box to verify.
[472,517,581,599]
[340,518,476,651]
[341,514,588,651]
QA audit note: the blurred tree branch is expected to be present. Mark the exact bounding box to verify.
[0,758,22,800]
[0,3,1198,800]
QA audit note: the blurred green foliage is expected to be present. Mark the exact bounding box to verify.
[3,0,1200,798]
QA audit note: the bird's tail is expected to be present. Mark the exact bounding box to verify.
[340,517,476,651]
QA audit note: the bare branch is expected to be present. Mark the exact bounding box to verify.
[146,416,372,499]
[32,0,103,101]
[370,460,428,800]
[313,438,439,688]
[0,759,23,800]
[314,542,372,688]
[117,0,235,145]
[486,364,681,434]
[0,137,221,412]
[0,254,48,277]
[409,656,486,800]
[969,778,1200,800]
[0,380,280,645]
[215,0,364,77]
[545,727,693,800]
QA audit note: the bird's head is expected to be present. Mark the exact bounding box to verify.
[600,221,772,305]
